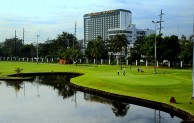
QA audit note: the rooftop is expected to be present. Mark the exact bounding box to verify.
[84,9,131,17]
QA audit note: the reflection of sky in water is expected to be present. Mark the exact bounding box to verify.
[0,80,182,123]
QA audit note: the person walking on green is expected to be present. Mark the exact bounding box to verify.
[123,68,126,76]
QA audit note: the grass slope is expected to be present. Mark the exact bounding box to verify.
[0,61,194,115]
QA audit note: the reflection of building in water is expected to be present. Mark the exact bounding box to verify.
[84,93,130,117]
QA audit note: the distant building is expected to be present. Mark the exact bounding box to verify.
[84,9,132,47]
[83,9,155,56]
[108,25,155,57]
[108,24,155,45]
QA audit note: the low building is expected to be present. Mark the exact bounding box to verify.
[108,24,155,45]
[108,24,155,58]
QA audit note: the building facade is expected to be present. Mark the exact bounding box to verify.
[84,9,132,46]
[108,24,155,44]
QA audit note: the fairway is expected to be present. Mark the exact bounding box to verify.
[0,61,194,115]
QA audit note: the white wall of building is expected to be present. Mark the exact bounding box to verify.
[108,24,155,44]
[120,11,132,28]
[145,29,155,36]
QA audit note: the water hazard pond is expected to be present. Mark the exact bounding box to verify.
[0,75,183,123]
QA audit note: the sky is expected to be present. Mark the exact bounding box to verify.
[0,0,194,44]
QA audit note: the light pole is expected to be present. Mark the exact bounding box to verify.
[192,18,194,99]
[152,21,159,74]
[36,35,40,64]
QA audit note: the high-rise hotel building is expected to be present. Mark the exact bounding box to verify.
[84,9,132,43]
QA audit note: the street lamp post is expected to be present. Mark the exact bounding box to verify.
[152,21,159,74]
[192,18,194,99]
[36,35,40,64]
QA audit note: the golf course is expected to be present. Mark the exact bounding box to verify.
[0,61,194,116]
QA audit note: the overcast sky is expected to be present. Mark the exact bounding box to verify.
[0,0,194,43]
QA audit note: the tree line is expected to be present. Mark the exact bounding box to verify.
[0,31,193,67]
[0,32,82,64]
[130,34,193,67]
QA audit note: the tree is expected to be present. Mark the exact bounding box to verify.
[162,35,181,65]
[130,34,182,66]
[110,34,128,54]
[179,35,193,65]
[14,67,23,77]
[128,38,145,62]
[141,34,155,61]
[0,38,23,57]
[20,44,35,58]
[63,48,74,64]
[85,36,106,64]
[35,32,78,60]
[110,34,128,69]
[56,32,77,50]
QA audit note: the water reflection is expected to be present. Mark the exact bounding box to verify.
[4,80,24,97]
[84,93,130,117]
[3,75,75,99]
[34,75,75,99]
[112,102,130,117]
[1,75,183,123]
[4,80,23,92]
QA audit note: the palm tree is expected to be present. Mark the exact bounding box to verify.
[91,40,104,64]
[14,67,23,77]
[86,36,105,64]
[111,34,128,69]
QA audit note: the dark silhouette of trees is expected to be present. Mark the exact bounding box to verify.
[110,34,128,69]
[85,36,107,63]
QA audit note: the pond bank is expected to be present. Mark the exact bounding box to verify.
[70,82,194,121]
[0,72,83,81]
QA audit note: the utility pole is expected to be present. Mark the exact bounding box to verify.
[178,24,179,38]
[23,28,25,44]
[36,35,40,64]
[75,21,77,38]
[15,30,17,56]
[152,21,160,74]
[73,21,76,63]
[74,21,76,50]
[158,9,164,35]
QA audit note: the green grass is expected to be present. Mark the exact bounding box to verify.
[0,61,194,115]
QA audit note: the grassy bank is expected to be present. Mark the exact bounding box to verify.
[0,61,194,115]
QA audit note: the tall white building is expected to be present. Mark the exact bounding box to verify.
[84,9,132,46]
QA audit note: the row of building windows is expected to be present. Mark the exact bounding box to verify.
[109,31,132,34]
[88,15,119,20]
